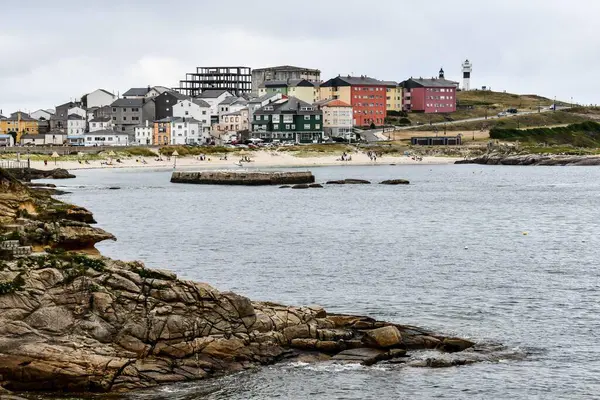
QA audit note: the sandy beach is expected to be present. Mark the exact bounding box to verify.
[27,150,460,171]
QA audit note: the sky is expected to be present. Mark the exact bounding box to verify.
[1,0,599,114]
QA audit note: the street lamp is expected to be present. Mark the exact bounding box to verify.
[172,150,179,169]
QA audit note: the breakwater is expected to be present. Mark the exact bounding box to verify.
[171,170,315,185]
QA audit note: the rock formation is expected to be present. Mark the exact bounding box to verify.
[171,171,315,185]
[0,168,487,394]
[455,154,600,166]
[5,168,75,182]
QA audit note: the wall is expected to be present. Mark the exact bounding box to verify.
[173,100,211,134]
[319,86,351,105]
[153,122,171,145]
[386,86,403,112]
[350,85,387,126]
[86,91,116,108]
[67,119,86,135]
[170,121,203,145]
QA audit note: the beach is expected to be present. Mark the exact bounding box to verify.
[27,150,461,171]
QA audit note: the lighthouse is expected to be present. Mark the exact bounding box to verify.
[462,59,472,91]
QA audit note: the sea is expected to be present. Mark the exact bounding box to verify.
[35,164,600,399]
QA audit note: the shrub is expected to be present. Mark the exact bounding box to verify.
[125,147,157,157]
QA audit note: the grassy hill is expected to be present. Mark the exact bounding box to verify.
[489,121,600,147]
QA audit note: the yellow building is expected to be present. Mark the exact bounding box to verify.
[318,85,352,104]
[384,82,403,112]
[259,79,320,104]
[0,112,39,142]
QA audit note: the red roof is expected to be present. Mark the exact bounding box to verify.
[322,99,352,107]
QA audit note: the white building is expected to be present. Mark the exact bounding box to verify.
[20,134,45,146]
[83,89,116,109]
[314,99,354,140]
[173,98,211,135]
[145,86,171,99]
[0,134,14,147]
[68,106,87,119]
[89,116,113,132]
[84,130,130,147]
[135,121,153,145]
[67,114,86,135]
[170,117,205,145]
[197,89,233,122]
[44,132,68,145]
[218,97,248,119]
[30,109,54,121]
[247,92,283,122]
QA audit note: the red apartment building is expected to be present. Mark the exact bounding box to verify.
[400,74,457,113]
[320,76,387,127]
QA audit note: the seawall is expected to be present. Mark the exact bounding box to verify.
[171,170,315,185]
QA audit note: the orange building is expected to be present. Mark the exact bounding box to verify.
[0,112,39,142]
[153,118,171,145]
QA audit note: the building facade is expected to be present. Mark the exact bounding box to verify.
[170,117,205,145]
[84,130,131,146]
[384,82,403,112]
[179,66,252,97]
[111,98,154,135]
[83,89,116,109]
[251,97,323,143]
[314,99,354,140]
[0,112,39,142]
[154,90,190,121]
[251,65,320,96]
[320,76,387,127]
[197,90,233,123]
[400,77,457,113]
[173,98,212,135]
[67,114,86,135]
[153,118,172,145]
[89,116,113,132]
[30,109,54,121]
[135,121,153,145]
[258,79,319,104]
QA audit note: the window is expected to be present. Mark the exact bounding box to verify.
[315,115,320,120]
[132,108,139,112]
[202,110,207,115]
[304,115,310,121]
[315,124,321,129]
[185,111,189,116]
[273,124,279,129]
[291,124,295,129]
[304,124,310,129]
[112,108,116,112]
[112,116,116,121]
[123,117,127,121]
[285,124,290,129]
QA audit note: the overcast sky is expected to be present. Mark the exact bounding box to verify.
[1,0,598,114]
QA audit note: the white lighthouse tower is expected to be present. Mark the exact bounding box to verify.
[462,59,472,91]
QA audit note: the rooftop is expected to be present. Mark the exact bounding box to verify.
[123,88,151,97]
[400,77,458,88]
[85,129,128,136]
[68,114,84,120]
[198,89,231,99]
[90,116,112,123]
[7,112,36,121]
[261,79,317,88]
[255,96,320,115]
[321,75,387,87]
[191,98,211,107]
[253,65,320,73]
[313,99,352,108]
[111,98,144,107]
[20,134,41,139]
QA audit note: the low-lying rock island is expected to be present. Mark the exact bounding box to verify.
[0,169,492,395]
[456,154,600,166]
[171,170,315,186]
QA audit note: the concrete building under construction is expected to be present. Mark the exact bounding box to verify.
[178,66,252,97]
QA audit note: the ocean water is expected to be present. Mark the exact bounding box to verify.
[43,164,600,399]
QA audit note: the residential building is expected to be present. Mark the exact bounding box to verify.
[0,112,39,142]
[383,81,403,112]
[37,120,50,135]
[400,76,457,113]
[258,79,319,104]
[122,88,151,99]
[251,97,323,144]
[67,114,86,135]
[0,134,14,147]
[153,118,172,145]
[173,98,211,135]
[252,65,321,96]
[82,89,116,109]
[247,92,284,123]
[135,121,153,145]
[170,117,205,145]
[50,102,85,132]
[30,109,54,121]
[179,66,252,97]
[213,108,250,137]
[67,135,85,146]
[145,86,171,99]
[197,90,234,123]
[154,90,189,120]
[110,98,154,135]
[320,75,387,127]
[44,132,68,145]
[89,115,113,132]
[20,134,45,146]
[313,99,354,140]
[217,96,248,118]
[84,130,131,146]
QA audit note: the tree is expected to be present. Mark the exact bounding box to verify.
[369,122,376,129]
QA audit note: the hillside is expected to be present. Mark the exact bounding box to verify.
[489,121,600,148]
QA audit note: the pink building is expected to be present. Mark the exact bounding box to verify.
[400,74,457,113]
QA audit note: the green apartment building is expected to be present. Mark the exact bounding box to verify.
[251,97,323,143]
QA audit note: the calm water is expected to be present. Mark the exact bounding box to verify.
[45,165,600,399]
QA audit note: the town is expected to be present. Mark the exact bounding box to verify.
[0,61,473,147]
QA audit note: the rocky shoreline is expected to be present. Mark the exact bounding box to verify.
[0,168,495,395]
[455,153,600,166]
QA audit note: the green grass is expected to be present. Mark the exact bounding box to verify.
[158,146,237,156]
[490,121,600,147]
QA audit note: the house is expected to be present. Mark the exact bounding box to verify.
[110,98,154,135]
[67,114,86,135]
[30,109,54,121]
[134,121,153,145]
[0,134,14,147]
[154,90,190,120]
[44,132,68,145]
[313,99,354,140]
[252,65,321,96]
[20,134,45,146]
[50,102,85,132]
[258,79,319,104]
[400,75,457,113]
[213,108,250,140]
[217,96,248,118]
[173,98,211,135]
[122,88,151,99]
[84,130,131,146]
[170,117,205,145]
[89,115,113,132]
[320,75,387,127]
[247,92,284,123]
[82,89,116,109]
[197,89,234,123]
[251,97,323,144]
[0,112,39,142]
[67,135,85,146]
[153,118,172,145]
[145,86,172,99]
[383,81,403,112]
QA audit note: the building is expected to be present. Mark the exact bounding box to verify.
[82,89,116,109]
[20,134,45,146]
[153,118,172,145]
[0,134,14,147]
[154,90,189,120]
[462,60,472,91]
[145,86,172,99]
[50,102,85,132]
[251,97,323,144]
[251,65,320,96]
[84,130,131,146]
[67,135,85,146]
[110,98,154,135]
[134,121,153,145]
[170,117,205,145]
[197,90,234,123]
[217,96,248,118]
[313,99,354,140]
[67,114,86,135]
[178,66,252,97]
[0,112,39,142]
[320,75,387,127]
[44,132,68,145]
[411,136,462,146]
[30,109,54,121]
[89,115,113,132]
[400,75,457,113]
[247,92,284,123]
[122,88,151,99]
[383,81,403,112]
[258,79,319,104]
[173,98,212,135]
[213,108,250,139]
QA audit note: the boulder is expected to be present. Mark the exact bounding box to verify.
[291,184,310,189]
[309,184,323,188]
[380,179,410,185]
[362,326,403,348]
[326,179,371,185]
